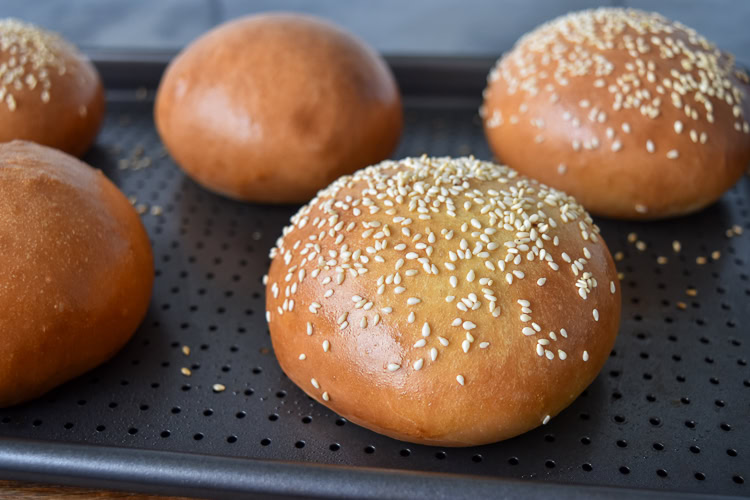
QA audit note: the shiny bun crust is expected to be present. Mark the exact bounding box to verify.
[155,13,403,204]
[482,8,750,219]
[266,156,620,446]
[0,19,105,157]
[0,141,153,407]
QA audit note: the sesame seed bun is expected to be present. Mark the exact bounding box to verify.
[266,156,620,446]
[0,141,153,407]
[155,13,403,204]
[0,19,105,157]
[482,8,750,219]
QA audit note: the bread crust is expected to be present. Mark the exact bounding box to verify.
[0,141,153,407]
[266,156,620,446]
[155,13,402,204]
[483,8,750,219]
[0,19,105,157]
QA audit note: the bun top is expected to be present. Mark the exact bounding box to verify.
[0,19,104,156]
[267,156,621,445]
[482,8,750,218]
[154,12,402,203]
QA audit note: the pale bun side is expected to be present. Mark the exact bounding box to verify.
[0,141,153,407]
[483,8,750,219]
[155,13,403,204]
[266,156,620,446]
[0,19,105,157]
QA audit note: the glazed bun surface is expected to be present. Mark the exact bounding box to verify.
[155,13,403,204]
[0,141,153,407]
[266,156,621,446]
[0,19,105,157]
[483,8,750,219]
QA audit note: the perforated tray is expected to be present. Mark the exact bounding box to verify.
[0,57,748,499]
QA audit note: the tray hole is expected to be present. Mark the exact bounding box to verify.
[727,449,738,457]
[32,419,42,427]
[108,402,118,409]
[301,416,312,424]
[227,436,237,444]
[276,391,286,398]
[653,442,664,451]
[721,423,732,431]
[545,460,555,469]
[236,411,247,419]
[581,436,591,445]
[63,423,74,430]
[472,454,483,463]
[690,446,701,454]
[335,418,347,426]
[681,397,691,405]
[364,446,375,454]
[614,415,626,423]
[616,440,628,448]
[544,434,555,443]
[657,469,668,478]
[646,394,656,402]
[139,404,149,411]
[171,407,181,414]
[733,475,744,484]
[161,431,170,438]
[261,438,271,446]
[203,409,213,417]
[582,463,593,472]
[435,451,446,460]
[685,420,696,429]
[715,400,725,408]
[268,413,279,422]
[508,457,519,465]
[193,433,204,441]
[619,466,630,475]
[128,428,138,435]
[399,449,410,457]
[694,472,706,481]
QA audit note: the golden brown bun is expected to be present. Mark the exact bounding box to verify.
[266,156,621,446]
[0,19,105,158]
[155,13,403,204]
[482,8,750,220]
[0,141,153,407]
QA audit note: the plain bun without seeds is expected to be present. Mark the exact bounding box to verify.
[266,156,620,446]
[0,141,153,407]
[482,8,750,219]
[0,19,105,157]
[155,13,403,204]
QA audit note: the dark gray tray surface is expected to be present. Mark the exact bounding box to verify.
[0,97,748,497]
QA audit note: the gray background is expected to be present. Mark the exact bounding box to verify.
[1,1,747,65]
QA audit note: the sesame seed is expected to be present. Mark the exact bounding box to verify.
[522,327,536,336]
[407,297,421,305]
[430,347,438,361]
[212,384,226,393]
[593,309,599,321]
[298,354,306,360]
[182,345,191,356]
[646,140,655,153]
[674,120,683,134]
[542,415,551,425]
[582,351,589,362]
[537,277,547,286]
[666,149,679,159]
[311,378,320,389]
[387,363,401,372]
[696,256,707,265]
[322,340,330,352]
[610,281,616,294]
[422,322,431,337]
[672,240,681,252]
[322,392,330,401]
[181,367,191,377]
[456,375,465,386]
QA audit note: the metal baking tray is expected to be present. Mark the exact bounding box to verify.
[0,52,747,499]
